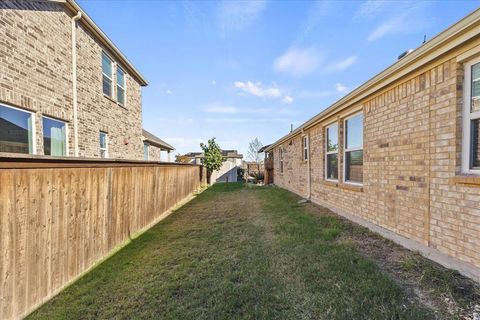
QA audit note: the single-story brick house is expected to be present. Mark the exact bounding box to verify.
[142,129,174,161]
[265,9,480,281]
[0,0,172,160]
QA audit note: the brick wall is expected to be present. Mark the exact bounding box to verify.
[0,1,144,160]
[272,39,480,273]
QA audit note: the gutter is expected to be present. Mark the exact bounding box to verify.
[265,8,480,152]
[64,0,148,86]
[71,11,82,157]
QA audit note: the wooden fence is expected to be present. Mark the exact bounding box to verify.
[0,157,206,320]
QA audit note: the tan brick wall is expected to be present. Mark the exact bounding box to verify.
[0,1,144,160]
[147,144,162,161]
[272,38,480,271]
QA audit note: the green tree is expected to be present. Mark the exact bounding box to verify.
[200,138,224,184]
[175,154,191,163]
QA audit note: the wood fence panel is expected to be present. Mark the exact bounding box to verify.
[0,160,204,320]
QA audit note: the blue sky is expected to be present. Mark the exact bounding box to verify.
[77,0,478,158]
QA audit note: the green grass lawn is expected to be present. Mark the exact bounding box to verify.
[28,183,479,320]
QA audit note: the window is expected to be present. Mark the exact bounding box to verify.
[117,67,126,106]
[102,52,113,98]
[462,58,480,174]
[99,132,108,158]
[43,117,67,156]
[303,135,309,161]
[344,112,363,184]
[0,104,35,154]
[325,123,338,181]
[144,142,149,160]
[279,147,284,173]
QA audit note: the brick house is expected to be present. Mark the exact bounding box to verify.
[0,0,165,160]
[142,129,174,161]
[183,150,243,183]
[265,9,480,281]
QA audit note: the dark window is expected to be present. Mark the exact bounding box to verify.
[472,119,480,169]
[0,104,33,154]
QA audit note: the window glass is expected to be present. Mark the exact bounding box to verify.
[326,154,338,180]
[472,119,480,168]
[99,132,107,158]
[43,117,67,156]
[144,143,149,160]
[345,150,363,183]
[117,67,125,105]
[346,114,363,149]
[327,124,338,152]
[303,136,308,160]
[102,52,112,76]
[102,52,113,97]
[0,105,34,154]
[471,63,480,112]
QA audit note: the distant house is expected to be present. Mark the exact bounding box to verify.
[0,0,155,160]
[183,150,243,183]
[142,129,174,161]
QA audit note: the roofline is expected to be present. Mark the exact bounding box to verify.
[265,8,480,152]
[62,0,148,86]
[143,138,175,151]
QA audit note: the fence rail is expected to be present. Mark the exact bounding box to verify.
[0,157,206,320]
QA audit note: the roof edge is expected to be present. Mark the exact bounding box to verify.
[265,8,480,152]
[63,0,148,86]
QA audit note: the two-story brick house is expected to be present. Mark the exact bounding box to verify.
[0,0,151,160]
[266,9,480,281]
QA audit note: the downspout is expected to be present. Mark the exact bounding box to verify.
[307,134,311,200]
[72,11,82,157]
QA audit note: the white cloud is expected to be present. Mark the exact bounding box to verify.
[282,95,294,105]
[273,46,322,77]
[234,81,282,98]
[233,81,293,104]
[325,56,357,73]
[335,83,348,93]
[367,2,433,43]
[367,15,406,42]
[217,0,266,35]
[356,0,388,18]
[300,1,336,38]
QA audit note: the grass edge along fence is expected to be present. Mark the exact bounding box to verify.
[0,156,207,320]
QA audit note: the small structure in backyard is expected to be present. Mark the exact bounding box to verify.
[265,9,480,281]
[182,150,243,184]
[142,129,175,162]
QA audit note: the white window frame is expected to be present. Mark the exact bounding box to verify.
[99,131,108,159]
[325,122,338,182]
[343,111,364,186]
[116,66,127,107]
[462,56,480,175]
[102,51,114,99]
[302,135,309,161]
[0,103,37,155]
[279,147,284,173]
[42,115,69,156]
